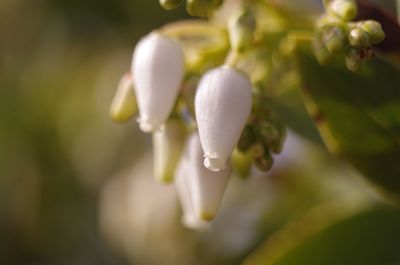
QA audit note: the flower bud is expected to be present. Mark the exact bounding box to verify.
[131,32,185,132]
[249,143,263,158]
[322,25,347,54]
[348,28,369,48]
[153,119,187,183]
[328,0,357,21]
[195,66,252,172]
[175,154,210,231]
[258,121,286,154]
[186,0,222,18]
[109,73,137,123]
[183,133,232,221]
[345,47,364,72]
[254,151,273,172]
[316,14,342,29]
[228,10,256,53]
[232,148,253,179]
[237,125,256,152]
[159,0,181,10]
[359,20,385,44]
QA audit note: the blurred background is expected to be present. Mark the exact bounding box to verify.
[1,1,399,265]
[0,1,189,264]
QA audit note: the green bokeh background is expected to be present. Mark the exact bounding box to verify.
[0,1,188,263]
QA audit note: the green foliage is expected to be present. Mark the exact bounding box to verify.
[245,209,400,265]
[296,50,400,201]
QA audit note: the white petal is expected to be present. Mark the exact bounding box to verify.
[195,66,252,171]
[174,151,210,231]
[153,119,186,183]
[185,133,232,221]
[132,32,185,132]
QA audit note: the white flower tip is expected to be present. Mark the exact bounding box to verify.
[182,214,210,232]
[203,155,226,172]
[139,121,158,132]
[137,117,162,133]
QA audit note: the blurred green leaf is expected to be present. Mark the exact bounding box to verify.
[294,51,400,201]
[270,87,323,144]
[244,209,400,265]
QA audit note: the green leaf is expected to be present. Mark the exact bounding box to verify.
[294,51,400,202]
[244,209,400,265]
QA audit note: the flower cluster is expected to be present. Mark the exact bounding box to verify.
[312,0,385,71]
[108,2,286,229]
[121,27,257,228]
[109,0,385,229]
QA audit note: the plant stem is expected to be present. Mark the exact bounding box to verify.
[225,51,240,67]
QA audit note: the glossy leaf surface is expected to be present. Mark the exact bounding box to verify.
[295,51,400,200]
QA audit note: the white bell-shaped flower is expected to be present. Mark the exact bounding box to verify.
[175,154,210,231]
[153,119,186,184]
[131,32,185,132]
[184,132,232,221]
[195,65,252,171]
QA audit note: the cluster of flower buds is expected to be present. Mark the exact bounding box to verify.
[233,104,286,178]
[108,1,287,230]
[313,0,385,71]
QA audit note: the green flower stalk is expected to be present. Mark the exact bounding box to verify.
[228,9,256,53]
